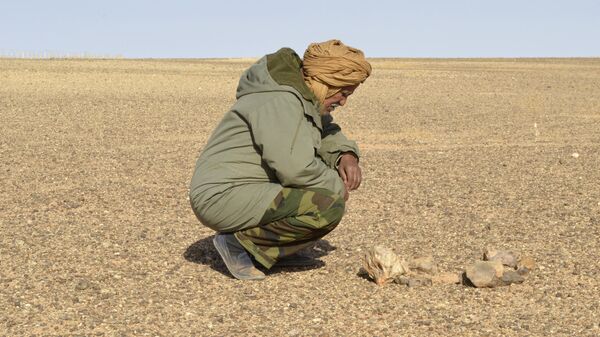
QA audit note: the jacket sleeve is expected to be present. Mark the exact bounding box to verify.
[317,114,361,169]
[242,93,346,196]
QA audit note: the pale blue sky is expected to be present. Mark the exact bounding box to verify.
[1,0,599,58]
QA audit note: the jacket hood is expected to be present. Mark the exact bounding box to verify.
[236,48,319,107]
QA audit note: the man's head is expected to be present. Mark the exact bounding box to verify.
[302,39,371,114]
[322,85,358,114]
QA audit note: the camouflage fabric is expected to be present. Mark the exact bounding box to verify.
[234,188,345,268]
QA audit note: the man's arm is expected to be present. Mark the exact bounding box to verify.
[318,114,362,190]
[243,93,346,196]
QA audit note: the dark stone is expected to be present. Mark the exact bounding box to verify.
[501,270,525,285]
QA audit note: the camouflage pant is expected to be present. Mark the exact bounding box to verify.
[234,188,345,269]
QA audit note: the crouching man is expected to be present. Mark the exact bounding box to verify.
[189,39,371,280]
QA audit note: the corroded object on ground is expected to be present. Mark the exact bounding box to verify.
[364,250,460,287]
[362,246,409,285]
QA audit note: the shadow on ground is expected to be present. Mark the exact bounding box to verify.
[183,235,337,278]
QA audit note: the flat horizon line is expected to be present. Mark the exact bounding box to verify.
[2,56,599,61]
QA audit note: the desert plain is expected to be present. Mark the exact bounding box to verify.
[1,56,600,336]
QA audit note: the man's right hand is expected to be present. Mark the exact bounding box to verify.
[337,153,361,191]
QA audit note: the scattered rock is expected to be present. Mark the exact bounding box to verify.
[501,270,525,285]
[408,255,439,275]
[432,272,462,285]
[362,246,408,286]
[465,261,504,288]
[357,267,369,277]
[517,255,536,275]
[360,246,533,288]
[75,279,91,291]
[287,329,301,337]
[394,275,433,287]
[99,288,112,299]
[393,276,409,286]
[63,200,82,209]
[483,248,518,268]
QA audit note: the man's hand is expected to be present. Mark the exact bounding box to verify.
[338,152,361,192]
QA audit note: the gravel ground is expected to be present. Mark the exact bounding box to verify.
[1,57,599,336]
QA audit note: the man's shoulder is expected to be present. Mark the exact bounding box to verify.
[234,91,303,114]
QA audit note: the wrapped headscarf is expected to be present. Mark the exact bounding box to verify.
[303,39,372,104]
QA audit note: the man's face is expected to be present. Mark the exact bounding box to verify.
[322,85,359,115]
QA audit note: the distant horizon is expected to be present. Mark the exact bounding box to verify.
[2,49,599,60]
[1,48,599,60]
[2,53,599,60]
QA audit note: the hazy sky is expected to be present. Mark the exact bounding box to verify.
[1,0,599,58]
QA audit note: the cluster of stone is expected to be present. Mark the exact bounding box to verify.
[394,255,461,287]
[361,246,535,288]
[464,248,536,288]
[360,247,460,287]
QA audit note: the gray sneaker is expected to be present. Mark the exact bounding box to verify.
[212,233,265,280]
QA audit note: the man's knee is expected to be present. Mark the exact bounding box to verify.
[313,191,345,231]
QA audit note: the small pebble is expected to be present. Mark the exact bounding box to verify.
[394,276,432,287]
[408,256,439,275]
[75,279,90,291]
[432,272,461,284]
[501,270,525,285]
[517,255,536,275]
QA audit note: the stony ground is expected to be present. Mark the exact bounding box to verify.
[1,57,599,336]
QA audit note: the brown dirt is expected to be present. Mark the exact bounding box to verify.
[1,57,599,336]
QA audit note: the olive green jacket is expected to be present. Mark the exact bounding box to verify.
[189,48,360,232]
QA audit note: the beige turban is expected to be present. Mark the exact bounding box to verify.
[303,39,372,104]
